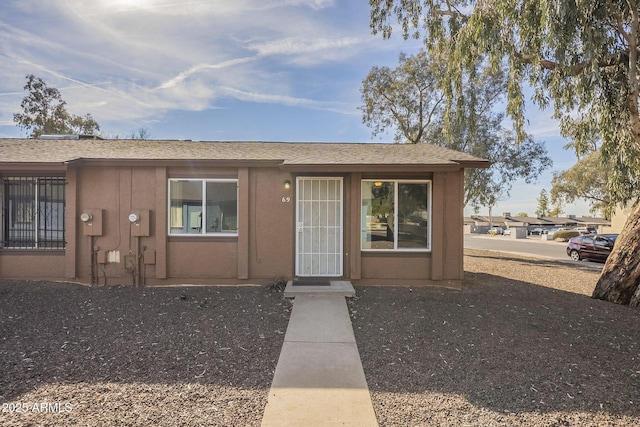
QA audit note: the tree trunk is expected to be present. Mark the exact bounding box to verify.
[592,203,640,306]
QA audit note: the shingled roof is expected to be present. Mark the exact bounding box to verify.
[0,138,490,171]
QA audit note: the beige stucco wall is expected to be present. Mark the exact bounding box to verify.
[602,203,633,234]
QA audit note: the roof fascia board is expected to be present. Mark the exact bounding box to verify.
[66,158,283,168]
[0,163,67,173]
[279,164,464,173]
[456,160,492,169]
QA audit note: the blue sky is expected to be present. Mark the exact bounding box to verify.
[0,0,592,216]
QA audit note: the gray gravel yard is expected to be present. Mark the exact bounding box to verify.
[0,249,638,426]
[0,283,291,426]
[350,249,639,426]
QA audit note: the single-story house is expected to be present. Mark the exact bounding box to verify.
[0,138,489,288]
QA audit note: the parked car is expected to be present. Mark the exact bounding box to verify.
[573,226,597,234]
[503,228,512,236]
[566,234,618,262]
[529,227,544,235]
[488,227,503,235]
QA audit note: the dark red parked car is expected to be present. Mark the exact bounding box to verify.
[566,234,618,262]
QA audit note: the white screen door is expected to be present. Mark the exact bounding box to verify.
[296,177,343,276]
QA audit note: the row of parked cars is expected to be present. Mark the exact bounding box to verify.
[488,226,597,236]
[486,225,618,262]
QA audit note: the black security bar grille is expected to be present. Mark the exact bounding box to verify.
[1,177,66,249]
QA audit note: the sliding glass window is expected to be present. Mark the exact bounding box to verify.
[169,179,238,235]
[361,180,430,251]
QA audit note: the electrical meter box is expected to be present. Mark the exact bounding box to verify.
[130,209,150,237]
[81,209,103,236]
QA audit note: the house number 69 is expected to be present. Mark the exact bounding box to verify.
[282,196,291,203]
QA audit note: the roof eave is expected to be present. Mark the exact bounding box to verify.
[456,160,492,169]
[279,163,467,173]
[0,162,68,173]
[65,158,284,168]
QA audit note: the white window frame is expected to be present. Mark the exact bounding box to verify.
[168,178,238,236]
[361,179,432,252]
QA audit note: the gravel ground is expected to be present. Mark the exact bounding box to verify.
[1,249,638,426]
[0,283,292,426]
[350,249,640,426]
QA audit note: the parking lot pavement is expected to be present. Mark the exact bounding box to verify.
[464,234,604,269]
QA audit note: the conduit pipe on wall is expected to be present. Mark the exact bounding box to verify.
[135,235,141,287]
[90,235,96,286]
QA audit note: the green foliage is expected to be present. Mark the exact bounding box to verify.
[361,51,445,143]
[13,75,100,138]
[370,182,394,218]
[516,212,528,217]
[360,50,551,210]
[548,203,563,218]
[552,230,580,242]
[535,189,549,217]
[551,150,613,218]
[369,0,640,206]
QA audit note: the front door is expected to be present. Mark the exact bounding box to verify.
[295,177,343,277]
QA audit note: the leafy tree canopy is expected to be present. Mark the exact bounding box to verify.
[369,0,640,205]
[551,150,613,218]
[369,0,640,305]
[360,50,551,210]
[13,74,100,138]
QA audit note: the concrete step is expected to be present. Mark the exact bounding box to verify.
[283,280,355,297]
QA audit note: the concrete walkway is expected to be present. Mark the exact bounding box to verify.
[261,294,378,426]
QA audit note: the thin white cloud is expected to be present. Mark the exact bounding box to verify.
[0,0,417,136]
[157,57,257,90]
[248,36,367,64]
[220,86,357,116]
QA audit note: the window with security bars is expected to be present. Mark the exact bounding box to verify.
[1,177,66,249]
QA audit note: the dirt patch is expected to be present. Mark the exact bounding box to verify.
[350,249,639,426]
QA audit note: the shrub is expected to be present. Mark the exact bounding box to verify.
[553,230,580,242]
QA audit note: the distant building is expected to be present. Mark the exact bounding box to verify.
[602,204,634,234]
[464,213,610,234]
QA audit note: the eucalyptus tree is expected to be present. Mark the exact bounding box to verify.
[361,50,551,212]
[370,0,640,306]
[551,151,613,218]
[13,74,100,138]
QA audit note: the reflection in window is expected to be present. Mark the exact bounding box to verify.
[361,181,395,249]
[398,183,428,248]
[361,180,430,251]
[169,179,238,235]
